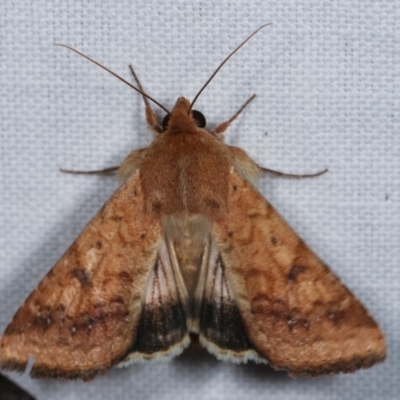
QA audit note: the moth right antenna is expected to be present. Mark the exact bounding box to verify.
[189,23,272,114]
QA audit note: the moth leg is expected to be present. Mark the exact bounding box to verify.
[59,166,120,175]
[259,166,328,178]
[215,94,256,135]
[129,65,163,134]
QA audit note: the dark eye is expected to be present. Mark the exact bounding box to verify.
[162,114,171,131]
[161,109,206,131]
[191,110,206,128]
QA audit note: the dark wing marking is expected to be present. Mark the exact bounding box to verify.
[212,172,386,376]
[0,173,162,380]
[119,238,189,365]
[198,239,266,363]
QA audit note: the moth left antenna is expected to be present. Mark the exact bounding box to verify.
[189,23,272,113]
[56,44,171,114]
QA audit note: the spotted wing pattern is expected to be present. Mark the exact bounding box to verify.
[212,172,386,376]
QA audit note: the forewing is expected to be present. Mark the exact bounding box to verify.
[0,172,161,380]
[212,172,386,376]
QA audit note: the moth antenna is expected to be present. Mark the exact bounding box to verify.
[56,44,171,114]
[189,23,272,113]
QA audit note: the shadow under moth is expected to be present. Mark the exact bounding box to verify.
[0,25,386,381]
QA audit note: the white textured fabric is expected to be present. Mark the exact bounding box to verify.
[0,1,398,399]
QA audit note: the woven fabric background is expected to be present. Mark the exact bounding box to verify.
[0,1,398,399]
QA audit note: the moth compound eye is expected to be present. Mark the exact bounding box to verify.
[162,114,171,131]
[191,110,206,128]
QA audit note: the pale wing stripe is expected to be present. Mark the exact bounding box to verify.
[190,237,211,330]
[166,238,190,314]
[144,239,178,306]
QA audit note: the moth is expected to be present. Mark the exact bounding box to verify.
[0,25,386,381]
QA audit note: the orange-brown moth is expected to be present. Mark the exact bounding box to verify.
[0,25,386,381]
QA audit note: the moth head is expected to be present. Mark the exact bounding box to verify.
[161,97,206,132]
[158,24,270,134]
[57,24,269,137]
